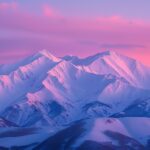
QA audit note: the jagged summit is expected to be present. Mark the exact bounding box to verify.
[36,49,61,62]
[62,50,133,66]
[38,49,53,56]
[94,50,117,56]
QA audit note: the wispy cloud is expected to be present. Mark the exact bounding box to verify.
[42,4,61,18]
[0,2,18,11]
[100,44,146,49]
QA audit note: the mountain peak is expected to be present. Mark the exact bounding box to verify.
[92,50,119,58]
[37,49,60,62]
[100,50,117,56]
[66,50,118,66]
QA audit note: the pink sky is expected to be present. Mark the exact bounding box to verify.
[0,1,150,66]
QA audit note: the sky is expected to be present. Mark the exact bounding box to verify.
[0,0,150,65]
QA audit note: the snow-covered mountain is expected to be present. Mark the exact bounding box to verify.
[0,50,150,149]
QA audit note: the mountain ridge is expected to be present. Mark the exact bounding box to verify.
[0,50,150,149]
[0,50,150,124]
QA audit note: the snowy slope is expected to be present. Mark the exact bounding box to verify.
[0,50,60,112]
[113,98,150,117]
[64,51,150,89]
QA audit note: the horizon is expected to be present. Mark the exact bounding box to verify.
[0,0,150,65]
[1,49,150,67]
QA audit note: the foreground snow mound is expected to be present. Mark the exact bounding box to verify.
[0,118,149,149]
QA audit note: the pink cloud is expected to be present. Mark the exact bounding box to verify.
[0,5,150,65]
[0,2,18,11]
[42,4,60,18]
[96,15,126,24]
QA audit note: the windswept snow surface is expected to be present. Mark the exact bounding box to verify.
[0,50,150,149]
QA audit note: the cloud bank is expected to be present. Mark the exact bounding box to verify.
[0,2,150,65]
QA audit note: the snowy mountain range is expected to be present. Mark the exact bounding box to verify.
[0,50,150,149]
